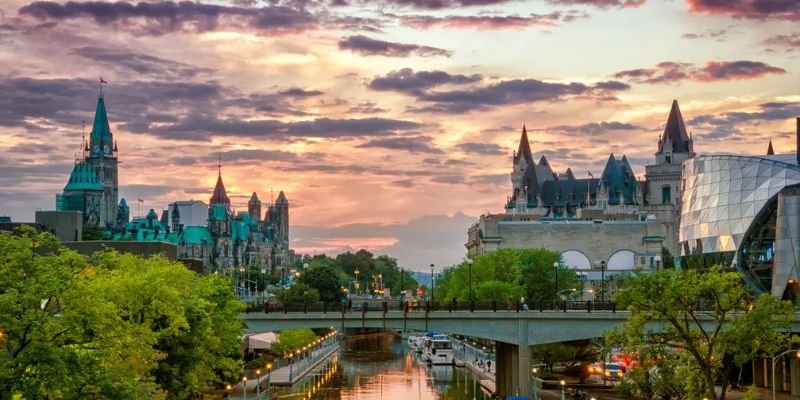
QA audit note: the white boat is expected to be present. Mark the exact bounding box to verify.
[424,334,454,365]
[407,335,424,353]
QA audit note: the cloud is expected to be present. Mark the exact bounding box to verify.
[688,101,800,140]
[685,0,800,21]
[361,0,515,10]
[471,173,508,185]
[70,46,213,78]
[357,135,443,154]
[399,11,587,30]
[614,60,785,84]
[292,212,477,269]
[347,101,388,114]
[278,87,324,97]
[338,35,451,57]
[764,32,800,50]
[547,0,645,8]
[368,68,483,95]
[18,1,316,36]
[681,27,732,41]
[455,142,505,155]
[544,121,641,136]
[410,77,628,113]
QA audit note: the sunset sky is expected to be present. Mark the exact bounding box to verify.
[1,0,798,270]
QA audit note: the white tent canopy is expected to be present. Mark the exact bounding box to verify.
[247,332,278,351]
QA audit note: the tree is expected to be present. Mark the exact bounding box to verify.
[0,228,244,399]
[299,265,342,302]
[608,267,794,400]
[277,283,320,305]
[271,329,317,356]
[518,248,578,303]
[82,223,105,240]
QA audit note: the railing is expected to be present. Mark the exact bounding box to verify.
[242,299,624,313]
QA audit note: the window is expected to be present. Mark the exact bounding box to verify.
[662,186,672,204]
[666,155,671,164]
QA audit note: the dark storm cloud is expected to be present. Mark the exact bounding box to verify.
[614,60,785,84]
[70,46,213,78]
[685,0,800,21]
[455,142,505,155]
[357,135,443,154]
[338,35,451,57]
[689,102,800,140]
[399,11,587,30]
[18,1,316,35]
[368,68,483,95]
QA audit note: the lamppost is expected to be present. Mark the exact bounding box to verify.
[266,363,272,396]
[772,349,800,400]
[553,262,560,302]
[466,258,474,310]
[242,376,248,400]
[255,369,261,398]
[354,268,360,296]
[576,271,587,301]
[654,255,662,270]
[560,379,566,400]
[430,263,435,306]
[400,267,404,298]
[600,260,607,302]
[531,367,539,400]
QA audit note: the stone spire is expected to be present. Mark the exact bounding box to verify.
[210,173,231,206]
[767,140,775,155]
[89,96,113,153]
[248,192,262,222]
[657,100,691,154]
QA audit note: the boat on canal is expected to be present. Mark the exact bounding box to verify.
[423,333,454,365]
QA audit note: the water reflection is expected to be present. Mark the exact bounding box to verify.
[276,342,491,400]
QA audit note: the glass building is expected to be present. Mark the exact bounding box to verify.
[680,153,800,297]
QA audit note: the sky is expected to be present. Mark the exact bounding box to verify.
[0,0,798,270]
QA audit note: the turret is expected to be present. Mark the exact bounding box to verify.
[248,192,262,222]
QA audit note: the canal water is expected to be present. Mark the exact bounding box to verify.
[274,341,492,400]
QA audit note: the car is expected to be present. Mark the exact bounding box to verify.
[587,362,625,380]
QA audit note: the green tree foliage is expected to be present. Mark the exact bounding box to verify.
[271,329,317,356]
[300,251,418,297]
[277,283,320,305]
[299,265,342,302]
[433,248,577,306]
[608,267,794,400]
[81,223,105,240]
[0,228,244,399]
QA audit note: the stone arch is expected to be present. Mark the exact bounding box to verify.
[560,250,591,270]
[607,250,636,270]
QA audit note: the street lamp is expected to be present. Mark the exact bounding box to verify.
[576,271,587,301]
[600,260,607,302]
[531,367,539,400]
[654,255,662,270]
[560,379,566,400]
[430,263,435,306]
[553,262,560,302]
[266,363,272,395]
[354,269,360,296]
[772,349,800,400]
[242,376,248,400]
[466,258,474,310]
[255,369,261,398]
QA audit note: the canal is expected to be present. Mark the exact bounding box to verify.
[273,341,492,400]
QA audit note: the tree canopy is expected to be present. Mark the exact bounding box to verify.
[0,227,244,399]
[608,267,794,400]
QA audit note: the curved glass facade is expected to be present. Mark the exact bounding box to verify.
[679,154,800,293]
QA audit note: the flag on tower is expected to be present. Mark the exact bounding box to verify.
[588,171,594,178]
[100,77,108,84]
[138,198,144,203]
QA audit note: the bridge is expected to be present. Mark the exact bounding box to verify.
[240,303,800,399]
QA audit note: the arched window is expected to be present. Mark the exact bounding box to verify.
[607,250,636,270]
[561,250,591,270]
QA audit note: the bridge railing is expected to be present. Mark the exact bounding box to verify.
[241,299,624,313]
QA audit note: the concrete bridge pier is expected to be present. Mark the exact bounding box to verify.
[495,320,532,399]
[495,342,532,398]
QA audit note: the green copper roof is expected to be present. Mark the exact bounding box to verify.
[90,97,113,143]
[211,203,228,221]
[232,221,251,242]
[64,162,104,192]
[118,198,129,211]
[180,226,213,244]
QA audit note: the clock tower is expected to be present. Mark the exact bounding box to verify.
[85,95,119,229]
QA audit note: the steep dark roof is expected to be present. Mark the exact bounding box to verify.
[514,125,534,165]
[249,192,260,204]
[276,191,288,204]
[210,174,230,206]
[767,140,775,155]
[599,154,638,205]
[90,97,113,144]
[657,99,691,154]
